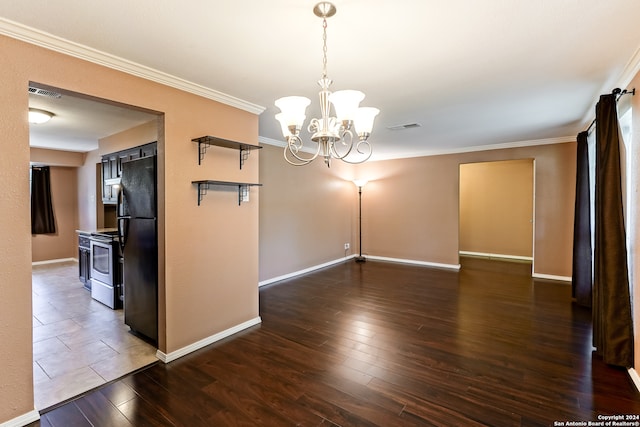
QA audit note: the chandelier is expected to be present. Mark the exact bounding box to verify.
[275,2,379,167]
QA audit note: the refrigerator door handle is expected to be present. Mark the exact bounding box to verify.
[117,217,129,253]
[116,184,124,217]
[116,188,130,253]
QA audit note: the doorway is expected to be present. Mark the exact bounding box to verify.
[459,159,535,265]
[29,83,162,410]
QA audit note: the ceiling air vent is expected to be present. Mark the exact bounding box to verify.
[28,86,62,99]
[387,122,421,131]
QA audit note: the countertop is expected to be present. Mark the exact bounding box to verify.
[76,228,118,235]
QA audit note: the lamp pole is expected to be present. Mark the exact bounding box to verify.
[353,180,368,263]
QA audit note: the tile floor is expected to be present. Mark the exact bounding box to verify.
[32,261,158,410]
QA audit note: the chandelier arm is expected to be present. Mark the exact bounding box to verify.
[333,145,373,164]
[308,118,321,135]
[355,139,373,156]
[336,154,372,165]
[284,135,323,165]
[328,128,355,160]
[333,138,373,164]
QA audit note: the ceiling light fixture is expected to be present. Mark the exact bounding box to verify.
[28,108,54,124]
[275,2,379,167]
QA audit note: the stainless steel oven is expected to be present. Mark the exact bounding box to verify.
[90,233,121,309]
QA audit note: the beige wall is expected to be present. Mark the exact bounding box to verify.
[30,147,85,167]
[30,148,84,263]
[31,166,79,262]
[355,142,576,275]
[259,142,576,281]
[459,159,534,258]
[0,34,259,422]
[259,144,354,281]
[357,155,462,266]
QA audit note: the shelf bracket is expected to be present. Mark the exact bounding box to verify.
[196,182,209,206]
[238,184,250,206]
[239,148,251,170]
[192,180,261,206]
[192,136,262,167]
[198,140,210,165]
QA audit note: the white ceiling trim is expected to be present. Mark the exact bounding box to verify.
[259,136,576,161]
[259,136,287,149]
[615,46,640,95]
[373,136,577,161]
[578,44,640,131]
[0,17,265,116]
[258,136,319,155]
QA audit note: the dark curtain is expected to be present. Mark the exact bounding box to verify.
[572,131,592,307]
[593,94,633,367]
[31,166,56,234]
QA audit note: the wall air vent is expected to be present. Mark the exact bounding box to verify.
[28,86,62,99]
[387,123,421,131]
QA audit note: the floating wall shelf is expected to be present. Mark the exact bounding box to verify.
[192,180,262,206]
[192,136,262,168]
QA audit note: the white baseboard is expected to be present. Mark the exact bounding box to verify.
[628,367,640,392]
[459,251,533,262]
[0,409,39,427]
[532,272,572,282]
[459,252,572,282]
[259,254,461,287]
[156,316,262,363]
[366,255,461,271]
[259,256,355,287]
[32,258,76,266]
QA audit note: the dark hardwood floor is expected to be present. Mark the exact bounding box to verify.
[28,257,640,426]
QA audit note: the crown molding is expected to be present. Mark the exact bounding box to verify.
[614,44,640,97]
[369,136,576,161]
[261,135,575,161]
[259,135,320,155]
[578,42,640,130]
[0,17,265,115]
[258,136,287,148]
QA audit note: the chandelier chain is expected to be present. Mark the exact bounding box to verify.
[322,18,328,79]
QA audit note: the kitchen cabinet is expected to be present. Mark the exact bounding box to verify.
[141,143,157,158]
[102,142,157,204]
[101,153,119,204]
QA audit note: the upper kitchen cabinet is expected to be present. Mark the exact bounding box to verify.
[102,141,157,204]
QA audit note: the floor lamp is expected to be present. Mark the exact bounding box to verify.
[353,179,368,263]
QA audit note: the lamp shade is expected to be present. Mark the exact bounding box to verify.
[353,107,380,135]
[275,113,293,138]
[353,179,368,188]
[329,90,364,121]
[275,96,311,130]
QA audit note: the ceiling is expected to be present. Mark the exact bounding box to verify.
[28,86,158,152]
[4,1,640,159]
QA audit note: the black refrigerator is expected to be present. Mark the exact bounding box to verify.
[117,155,158,345]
